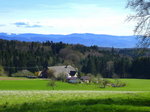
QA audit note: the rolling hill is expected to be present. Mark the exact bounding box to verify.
[0,33,137,48]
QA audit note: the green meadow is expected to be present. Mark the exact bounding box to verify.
[0,78,150,91]
[0,78,150,112]
[0,91,150,112]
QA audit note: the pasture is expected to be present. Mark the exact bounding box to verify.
[0,91,150,112]
[0,77,150,112]
[0,78,150,91]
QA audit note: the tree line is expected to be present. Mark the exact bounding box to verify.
[0,39,150,78]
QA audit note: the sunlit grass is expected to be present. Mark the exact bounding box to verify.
[0,91,150,112]
[0,78,150,112]
[0,78,150,91]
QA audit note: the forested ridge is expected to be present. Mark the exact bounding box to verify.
[0,39,150,78]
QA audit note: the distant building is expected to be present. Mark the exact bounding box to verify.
[40,65,78,79]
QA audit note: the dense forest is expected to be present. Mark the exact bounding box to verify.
[0,39,150,79]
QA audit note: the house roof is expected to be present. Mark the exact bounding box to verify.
[48,65,77,77]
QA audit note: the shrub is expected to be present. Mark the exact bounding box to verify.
[47,79,56,90]
[112,79,126,87]
[111,74,126,87]
[99,79,111,88]
[47,69,56,79]
[11,70,34,77]
[0,66,7,76]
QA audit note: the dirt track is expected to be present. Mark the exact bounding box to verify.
[0,77,27,80]
[0,90,146,94]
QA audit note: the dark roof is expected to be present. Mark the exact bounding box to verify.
[69,71,76,76]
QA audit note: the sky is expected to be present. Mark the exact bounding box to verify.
[0,0,135,35]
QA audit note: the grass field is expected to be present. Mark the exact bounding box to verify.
[0,78,150,91]
[0,91,150,112]
[0,77,150,112]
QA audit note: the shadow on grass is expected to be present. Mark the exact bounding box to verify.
[1,97,150,112]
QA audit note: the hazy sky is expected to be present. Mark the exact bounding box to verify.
[0,0,135,35]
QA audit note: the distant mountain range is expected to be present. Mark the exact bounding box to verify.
[0,33,138,48]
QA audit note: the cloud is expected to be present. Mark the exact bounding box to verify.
[1,3,133,35]
[13,22,43,28]
[25,24,43,28]
[14,22,27,26]
[0,24,6,27]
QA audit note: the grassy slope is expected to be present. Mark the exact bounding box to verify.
[0,91,150,112]
[0,78,150,91]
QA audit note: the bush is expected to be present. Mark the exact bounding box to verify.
[47,69,55,79]
[47,79,56,90]
[12,70,35,77]
[112,79,126,87]
[99,79,111,88]
[0,66,7,76]
[90,75,103,84]
[111,74,126,87]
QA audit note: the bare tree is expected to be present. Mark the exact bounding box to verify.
[127,0,150,47]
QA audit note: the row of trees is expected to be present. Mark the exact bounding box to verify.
[81,54,150,78]
[0,39,150,78]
